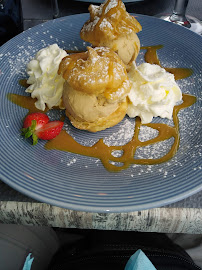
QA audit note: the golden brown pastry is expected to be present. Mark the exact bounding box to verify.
[80,0,142,68]
[58,46,131,132]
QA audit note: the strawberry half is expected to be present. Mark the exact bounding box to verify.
[35,121,64,141]
[23,112,49,129]
[21,113,63,145]
[21,113,49,145]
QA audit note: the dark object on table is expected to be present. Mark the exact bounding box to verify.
[49,229,200,270]
[0,0,23,46]
[54,0,175,18]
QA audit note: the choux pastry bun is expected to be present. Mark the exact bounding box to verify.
[58,46,131,132]
[80,0,142,68]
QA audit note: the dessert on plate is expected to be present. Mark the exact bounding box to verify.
[80,0,142,68]
[14,0,195,171]
[24,0,183,135]
[58,46,131,132]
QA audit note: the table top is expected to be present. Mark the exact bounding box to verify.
[1,180,202,233]
[1,0,202,233]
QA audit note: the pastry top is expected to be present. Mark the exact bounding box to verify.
[58,46,131,103]
[80,0,142,45]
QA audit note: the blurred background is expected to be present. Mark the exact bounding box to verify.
[0,0,201,46]
[22,0,202,29]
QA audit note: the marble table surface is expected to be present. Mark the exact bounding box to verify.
[1,180,202,233]
[0,0,202,233]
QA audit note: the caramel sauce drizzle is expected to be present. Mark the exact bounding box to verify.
[44,94,195,172]
[141,45,193,80]
[95,0,123,37]
[9,45,196,172]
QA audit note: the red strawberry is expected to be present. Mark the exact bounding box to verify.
[35,121,64,140]
[23,112,49,129]
[21,113,63,145]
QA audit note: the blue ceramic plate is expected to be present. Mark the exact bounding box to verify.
[0,14,201,212]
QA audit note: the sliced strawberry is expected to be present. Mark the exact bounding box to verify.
[22,112,49,145]
[35,121,64,141]
[23,112,49,129]
[21,113,63,145]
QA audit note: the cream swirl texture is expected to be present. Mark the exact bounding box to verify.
[127,62,182,124]
[26,44,67,111]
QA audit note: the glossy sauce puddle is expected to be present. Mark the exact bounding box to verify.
[8,45,196,172]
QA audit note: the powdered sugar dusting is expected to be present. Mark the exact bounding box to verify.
[138,126,158,142]
[81,0,118,34]
[82,16,100,33]
[135,138,174,160]
[99,18,113,30]
[66,157,77,166]
[104,0,118,14]
[104,118,134,146]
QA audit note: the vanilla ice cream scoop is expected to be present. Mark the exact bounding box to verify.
[26,44,67,111]
[127,62,182,124]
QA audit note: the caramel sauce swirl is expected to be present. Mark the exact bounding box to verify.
[44,93,196,172]
[8,45,196,172]
[141,45,193,80]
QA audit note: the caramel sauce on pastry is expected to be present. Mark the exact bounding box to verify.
[80,0,142,66]
[58,46,130,100]
[80,0,141,44]
[58,46,131,132]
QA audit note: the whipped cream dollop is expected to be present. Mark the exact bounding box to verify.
[127,62,182,124]
[26,44,67,111]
